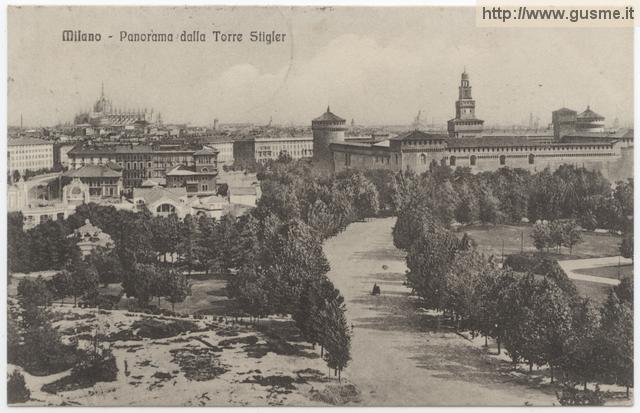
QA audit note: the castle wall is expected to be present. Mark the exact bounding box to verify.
[331,139,632,181]
[332,145,400,173]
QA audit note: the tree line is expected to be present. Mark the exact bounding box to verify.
[393,165,633,401]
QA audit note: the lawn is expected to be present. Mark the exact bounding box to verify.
[574,265,633,280]
[460,224,622,261]
[572,279,613,308]
[113,275,236,316]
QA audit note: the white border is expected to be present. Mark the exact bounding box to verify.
[0,1,637,413]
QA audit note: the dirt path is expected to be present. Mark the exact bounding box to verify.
[324,217,557,406]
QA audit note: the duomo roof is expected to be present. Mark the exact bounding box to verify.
[313,106,346,123]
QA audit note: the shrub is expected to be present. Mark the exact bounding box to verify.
[556,383,606,406]
[7,371,30,404]
[41,350,118,394]
[131,318,200,339]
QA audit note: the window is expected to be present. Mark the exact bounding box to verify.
[420,154,427,164]
[499,155,506,165]
[470,155,476,166]
[528,154,535,164]
[156,203,176,213]
[450,156,456,166]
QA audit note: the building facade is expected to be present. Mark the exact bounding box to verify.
[332,130,633,182]
[67,143,219,189]
[8,137,54,175]
[255,135,313,164]
[64,164,123,199]
[329,70,633,182]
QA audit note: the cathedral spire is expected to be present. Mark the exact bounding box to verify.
[100,81,104,98]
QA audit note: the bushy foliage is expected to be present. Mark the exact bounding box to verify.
[7,371,30,404]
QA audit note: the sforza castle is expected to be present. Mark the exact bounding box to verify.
[314,71,633,182]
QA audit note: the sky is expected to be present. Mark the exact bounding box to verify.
[7,6,634,128]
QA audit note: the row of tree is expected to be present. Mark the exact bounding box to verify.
[530,219,583,254]
[395,195,633,398]
[394,162,632,233]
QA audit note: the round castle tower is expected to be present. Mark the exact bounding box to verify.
[312,106,347,171]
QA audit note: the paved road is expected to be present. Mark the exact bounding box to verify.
[324,217,556,406]
[559,256,632,286]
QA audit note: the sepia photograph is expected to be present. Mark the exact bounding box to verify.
[4,4,634,407]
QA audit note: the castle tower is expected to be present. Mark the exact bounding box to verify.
[312,106,347,172]
[447,70,484,138]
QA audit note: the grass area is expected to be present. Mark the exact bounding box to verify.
[574,265,633,280]
[460,224,622,261]
[572,279,613,308]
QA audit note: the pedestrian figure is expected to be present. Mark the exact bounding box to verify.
[372,283,381,295]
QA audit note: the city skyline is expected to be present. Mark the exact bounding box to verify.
[8,7,634,128]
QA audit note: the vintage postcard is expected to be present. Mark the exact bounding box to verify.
[6,4,634,407]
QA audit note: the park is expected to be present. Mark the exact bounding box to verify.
[7,159,634,406]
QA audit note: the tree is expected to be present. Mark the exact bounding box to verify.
[321,298,351,381]
[531,221,551,252]
[7,371,30,404]
[620,230,633,260]
[228,265,273,321]
[63,251,99,306]
[597,291,633,398]
[130,263,160,307]
[195,215,219,275]
[177,214,199,276]
[163,269,191,311]
[478,184,499,224]
[443,249,488,330]
[613,276,633,308]
[563,298,600,389]
[17,276,53,307]
[294,276,344,352]
[87,247,122,286]
[150,214,181,262]
[549,220,564,254]
[561,220,583,255]
[405,224,460,315]
[8,212,29,273]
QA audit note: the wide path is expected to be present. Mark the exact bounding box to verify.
[559,256,631,286]
[324,217,556,406]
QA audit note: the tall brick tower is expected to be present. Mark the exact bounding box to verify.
[312,106,347,172]
[447,70,484,138]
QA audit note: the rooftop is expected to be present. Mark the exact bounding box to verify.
[312,106,346,123]
[577,106,605,121]
[64,164,122,178]
[8,137,52,146]
[193,147,219,156]
[133,186,187,205]
[390,130,449,141]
